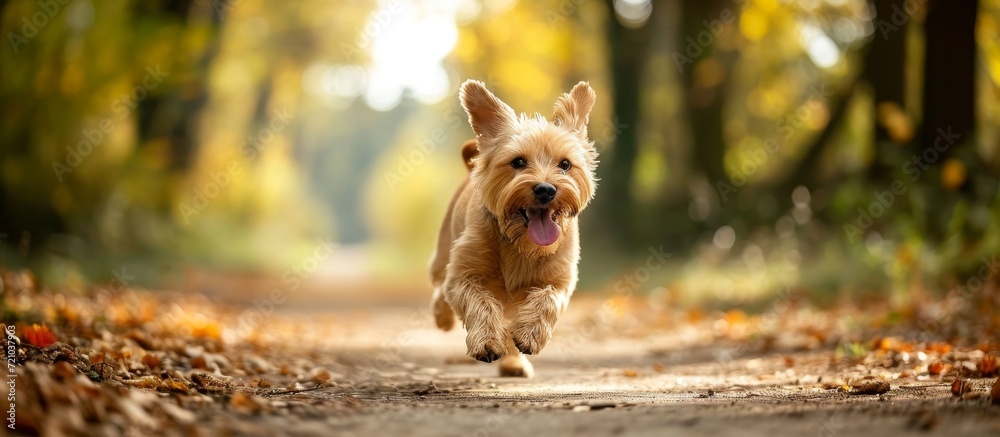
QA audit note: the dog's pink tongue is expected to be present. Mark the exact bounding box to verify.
[526,209,559,246]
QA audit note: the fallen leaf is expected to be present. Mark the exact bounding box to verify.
[848,377,890,395]
[52,360,77,380]
[190,319,222,340]
[89,352,105,365]
[725,310,747,326]
[979,355,997,377]
[125,375,161,389]
[191,372,232,393]
[124,330,155,350]
[876,337,897,351]
[22,324,57,347]
[687,309,703,323]
[229,392,264,414]
[623,369,638,377]
[141,353,161,370]
[89,362,115,381]
[822,382,843,390]
[806,327,827,343]
[928,362,948,375]
[162,376,190,394]
[926,343,952,355]
[951,379,971,397]
[190,354,208,370]
[311,368,332,384]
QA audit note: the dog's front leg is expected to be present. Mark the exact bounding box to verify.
[444,277,508,363]
[509,285,570,355]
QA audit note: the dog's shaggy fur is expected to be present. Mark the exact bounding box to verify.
[429,80,598,377]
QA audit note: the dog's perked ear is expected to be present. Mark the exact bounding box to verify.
[552,81,596,139]
[459,80,518,143]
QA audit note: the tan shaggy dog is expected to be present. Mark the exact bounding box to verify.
[428,80,599,377]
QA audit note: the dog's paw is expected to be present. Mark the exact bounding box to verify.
[431,295,456,331]
[510,322,552,355]
[466,330,507,363]
[511,335,538,355]
[434,311,455,331]
[469,342,505,363]
[498,354,534,378]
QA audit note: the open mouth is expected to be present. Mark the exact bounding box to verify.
[518,207,560,246]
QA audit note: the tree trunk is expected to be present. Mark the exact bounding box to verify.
[921,0,976,153]
[597,0,653,250]
[920,0,978,240]
[866,0,909,182]
[679,0,730,188]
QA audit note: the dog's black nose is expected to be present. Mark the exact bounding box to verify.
[533,183,556,204]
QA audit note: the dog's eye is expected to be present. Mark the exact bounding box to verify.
[558,159,572,171]
[511,157,527,170]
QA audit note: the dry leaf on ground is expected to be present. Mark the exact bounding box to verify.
[848,377,890,395]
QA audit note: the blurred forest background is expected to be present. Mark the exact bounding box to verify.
[1,0,999,307]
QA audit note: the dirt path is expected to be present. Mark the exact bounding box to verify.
[227,302,999,437]
[6,279,999,436]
